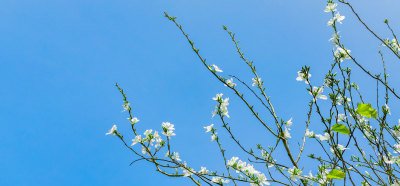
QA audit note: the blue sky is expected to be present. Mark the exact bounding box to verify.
[1,0,400,185]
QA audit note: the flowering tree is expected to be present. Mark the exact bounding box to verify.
[107,0,400,185]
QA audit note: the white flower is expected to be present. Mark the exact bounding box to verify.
[284,127,291,139]
[131,135,142,146]
[330,144,349,153]
[211,177,230,184]
[328,13,345,26]
[252,77,262,87]
[296,71,311,84]
[305,129,315,138]
[225,78,236,87]
[337,114,346,122]
[171,152,182,161]
[288,167,302,182]
[212,93,223,101]
[334,47,351,62]
[130,117,139,124]
[310,86,328,101]
[337,95,351,105]
[212,94,230,118]
[106,125,117,135]
[182,167,194,177]
[161,122,176,137]
[394,143,400,153]
[211,64,223,72]
[384,104,391,115]
[144,129,153,137]
[316,133,330,141]
[324,2,337,13]
[286,118,293,127]
[122,102,130,111]
[141,146,150,154]
[204,124,214,133]
[211,133,217,141]
[227,157,239,167]
[329,32,340,45]
[198,167,209,174]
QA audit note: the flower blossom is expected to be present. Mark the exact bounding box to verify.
[225,78,236,87]
[106,125,117,136]
[310,86,328,101]
[252,77,262,87]
[316,132,330,141]
[328,13,345,26]
[334,47,351,62]
[296,71,311,84]
[204,124,214,133]
[210,64,223,72]
[161,122,176,137]
[324,2,337,13]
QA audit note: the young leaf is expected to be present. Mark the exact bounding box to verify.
[331,124,350,135]
[327,169,346,179]
[356,103,377,119]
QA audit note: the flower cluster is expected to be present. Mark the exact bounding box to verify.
[161,122,176,138]
[383,38,400,52]
[212,93,230,118]
[227,157,270,186]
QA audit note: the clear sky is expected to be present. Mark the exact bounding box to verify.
[1,0,400,185]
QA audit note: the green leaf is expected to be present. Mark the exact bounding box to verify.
[332,124,351,135]
[327,169,346,179]
[356,103,377,119]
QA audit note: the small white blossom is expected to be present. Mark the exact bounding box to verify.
[130,117,139,124]
[225,78,236,87]
[198,167,209,174]
[131,135,142,146]
[305,129,315,138]
[329,32,340,45]
[122,102,130,111]
[384,104,391,115]
[296,71,311,84]
[310,86,328,101]
[324,2,338,13]
[284,127,292,139]
[337,95,351,105]
[211,177,230,184]
[211,133,217,141]
[144,129,153,137]
[330,144,349,154]
[288,167,302,182]
[212,93,223,101]
[328,13,345,26]
[316,133,330,141]
[204,124,214,133]
[337,114,346,122]
[334,47,351,62]
[286,118,293,127]
[106,125,117,136]
[252,77,262,87]
[141,146,151,154]
[211,64,223,72]
[182,167,194,177]
[161,122,176,137]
